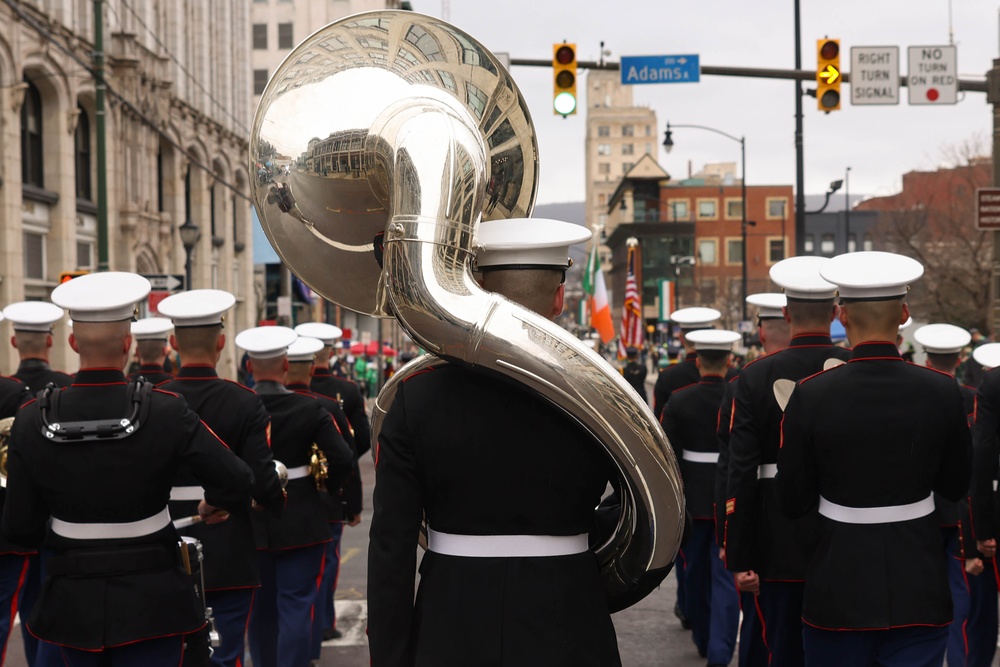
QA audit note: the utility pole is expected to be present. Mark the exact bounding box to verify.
[94,0,109,271]
[793,0,806,256]
[989,58,1000,334]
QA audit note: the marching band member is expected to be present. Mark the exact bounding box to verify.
[128,317,175,385]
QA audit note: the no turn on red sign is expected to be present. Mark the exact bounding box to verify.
[907,46,957,105]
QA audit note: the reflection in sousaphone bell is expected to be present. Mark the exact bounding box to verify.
[273,460,289,489]
[0,416,12,488]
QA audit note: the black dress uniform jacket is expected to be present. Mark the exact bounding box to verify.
[935,384,975,531]
[128,363,174,386]
[970,367,1000,541]
[725,334,851,579]
[777,342,972,630]
[653,353,700,421]
[0,377,30,556]
[311,368,371,456]
[160,365,286,590]
[252,381,353,550]
[369,364,621,667]
[662,375,727,520]
[1,369,254,649]
[623,360,647,402]
[288,383,363,521]
[715,376,739,545]
[14,358,72,394]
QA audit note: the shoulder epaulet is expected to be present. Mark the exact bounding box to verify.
[798,363,845,385]
[152,387,181,398]
[906,362,959,380]
[222,378,257,394]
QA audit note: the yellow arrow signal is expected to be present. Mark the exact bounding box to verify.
[819,64,840,84]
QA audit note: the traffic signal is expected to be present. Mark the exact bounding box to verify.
[816,39,841,112]
[58,270,90,284]
[552,43,577,117]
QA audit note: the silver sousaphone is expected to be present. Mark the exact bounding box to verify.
[250,10,684,611]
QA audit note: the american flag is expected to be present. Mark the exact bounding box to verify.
[620,241,643,353]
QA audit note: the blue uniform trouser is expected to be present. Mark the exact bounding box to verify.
[58,635,186,666]
[686,520,738,662]
[944,527,971,667]
[248,544,325,667]
[708,537,739,665]
[309,522,344,660]
[803,624,948,667]
[675,543,689,624]
[958,559,999,667]
[758,580,805,667]
[206,588,255,667]
[0,554,28,665]
[738,591,768,667]
[19,554,40,665]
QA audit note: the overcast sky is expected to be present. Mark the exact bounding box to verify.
[438,0,998,205]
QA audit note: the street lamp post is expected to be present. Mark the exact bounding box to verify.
[845,166,852,252]
[178,219,201,291]
[663,122,748,322]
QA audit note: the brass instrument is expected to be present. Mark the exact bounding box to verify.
[250,10,684,611]
[309,444,329,491]
[0,416,12,488]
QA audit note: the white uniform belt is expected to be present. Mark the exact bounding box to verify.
[758,464,778,479]
[818,494,935,525]
[169,486,204,502]
[426,529,589,558]
[682,450,719,463]
[51,507,172,540]
[286,465,311,480]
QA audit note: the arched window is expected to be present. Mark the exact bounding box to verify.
[75,106,92,200]
[20,79,43,188]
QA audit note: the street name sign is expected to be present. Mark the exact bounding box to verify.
[907,45,957,105]
[142,274,185,291]
[976,188,1000,230]
[621,55,700,85]
[849,46,899,105]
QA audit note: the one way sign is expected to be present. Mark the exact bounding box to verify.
[142,274,185,291]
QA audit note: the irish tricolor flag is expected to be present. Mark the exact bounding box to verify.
[583,243,615,343]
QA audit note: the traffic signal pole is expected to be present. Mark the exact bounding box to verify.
[988,59,1000,335]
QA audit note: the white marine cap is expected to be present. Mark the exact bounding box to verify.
[820,251,924,301]
[746,293,786,320]
[476,218,592,271]
[234,326,297,359]
[669,307,721,330]
[294,322,343,344]
[685,329,742,351]
[769,256,838,301]
[157,290,236,327]
[913,323,971,355]
[974,343,1000,370]
[899,316,913,332]
[2,301,65,332]
[51,272,150,323]
[131,317,174,341]
[287,335,325,362]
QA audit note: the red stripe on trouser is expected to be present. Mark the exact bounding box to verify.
[753,593,772,665]
[309,546,327,626]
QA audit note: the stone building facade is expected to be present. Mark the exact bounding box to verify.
[0,1,253,377]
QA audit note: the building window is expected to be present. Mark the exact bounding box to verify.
[697,199,717,219]
[725,198,743,220]
[668,200,689,221]
[767,197,788,219]
[598,163,610,175]
[75,105,91,201]
[278,23,294,50]
[622,125,634,137]
[847,233,857,253]
[768,237,786,264]
[622,144,634,155]
[820,234,835,256]
[622,162,634,174]
[645,125,652,136]
[597,193,606,206]
[253,69,269,95]
[597,143,610,156]
[645,143,653,155]
[597,126,610,137]
[804,235,814,254]
[252,24,267,50]
[24,231,45,280]
[21,79,43,188]
[698,239,717,265]
[77,241,94,269]
[863,233,873,251]
[726,238,743,265]
[157,149,165,212]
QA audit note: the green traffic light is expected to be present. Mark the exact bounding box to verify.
[554,91,577,116]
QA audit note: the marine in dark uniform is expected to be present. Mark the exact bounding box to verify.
[652,306,722,422]
[0,372,29,662]
[284,334,362,658]
[621,346,647,403]
[368,219,621,667]
[127,317,175,386]
[725,257,850,666]
[662,329,741,667]
[236,327,354,667]
[157,290,286,667]
[715,293,789,667]
[2,272,254,667]
[777,252,972,667]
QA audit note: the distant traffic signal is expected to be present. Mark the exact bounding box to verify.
[816,39,841,112]
[58,270,90,284]
[552,43,577,117]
